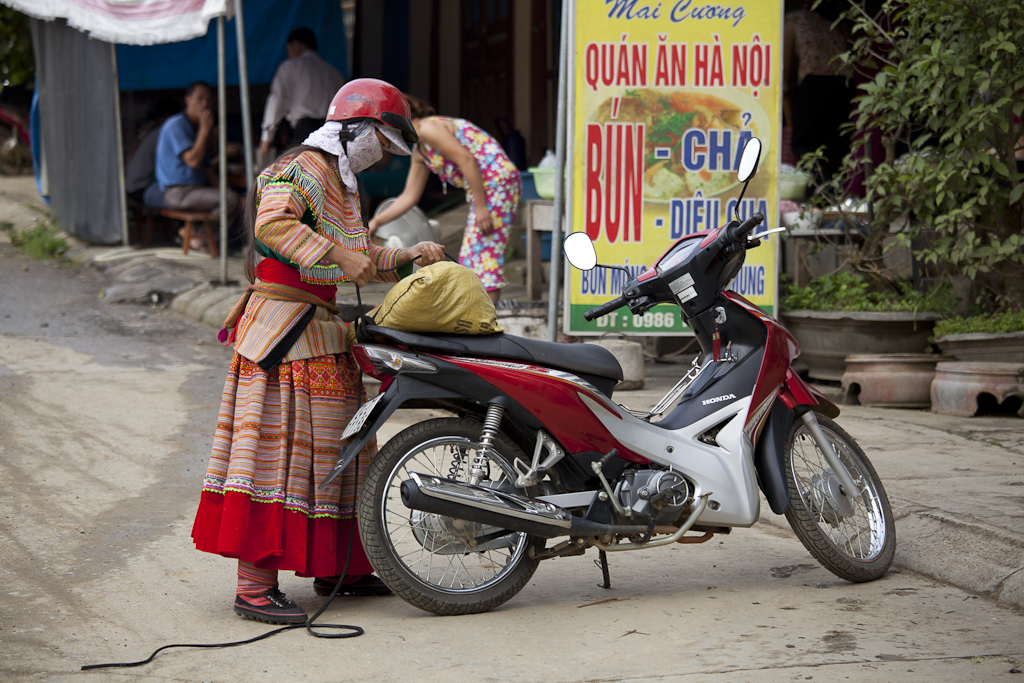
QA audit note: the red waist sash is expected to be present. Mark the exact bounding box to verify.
[218,260,339,346]
[256,258,338,301]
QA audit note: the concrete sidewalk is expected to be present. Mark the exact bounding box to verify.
[2,176,1021,612]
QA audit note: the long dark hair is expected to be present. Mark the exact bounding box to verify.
[242,144,334,284]
[405,94,436,119]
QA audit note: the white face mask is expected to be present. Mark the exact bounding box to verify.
[303,121,411,191]
[347,129,383,175]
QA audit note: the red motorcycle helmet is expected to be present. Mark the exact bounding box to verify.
[327,78,418,146]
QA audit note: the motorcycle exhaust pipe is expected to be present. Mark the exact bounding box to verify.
[400,473,648,540]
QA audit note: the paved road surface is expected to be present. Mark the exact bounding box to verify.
[1,244,1022,682]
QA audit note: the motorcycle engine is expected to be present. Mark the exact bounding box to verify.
[615,469,694,523]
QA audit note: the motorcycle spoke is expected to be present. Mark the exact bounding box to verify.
[387,521,417,547]
[791,425,888,561]
[378,435,530,594]
[449,553,475,588]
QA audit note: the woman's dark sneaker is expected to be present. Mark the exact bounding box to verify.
[313,574,392,597]
[233,588,307,624]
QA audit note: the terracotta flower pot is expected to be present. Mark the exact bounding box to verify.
[934,331,1024,363]
[781,310,941,382]
[931,362,1024,417]
[841,353,940,408]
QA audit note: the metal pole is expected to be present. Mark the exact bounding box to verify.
[546,0,570,342]
[110,43,130,248]
[217,15,228,282]
[561,1,578,338]
[233,0,255,187]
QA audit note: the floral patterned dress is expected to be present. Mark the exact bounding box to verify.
[418,117,522,291]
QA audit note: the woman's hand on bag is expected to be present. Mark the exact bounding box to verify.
[403,241,446,267]
[325,244,376,286]
[474,201,495,235]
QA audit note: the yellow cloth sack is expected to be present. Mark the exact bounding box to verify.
[370,261,504,334]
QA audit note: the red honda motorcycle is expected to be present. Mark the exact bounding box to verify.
[324,137,895,616]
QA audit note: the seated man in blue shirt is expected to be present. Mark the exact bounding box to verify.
[155,82,240,245]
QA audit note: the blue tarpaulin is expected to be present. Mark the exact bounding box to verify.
[114,0,348,90]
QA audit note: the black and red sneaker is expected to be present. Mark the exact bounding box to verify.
[233,588,307,624]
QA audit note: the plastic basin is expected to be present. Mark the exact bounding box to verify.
[527,167,556,199]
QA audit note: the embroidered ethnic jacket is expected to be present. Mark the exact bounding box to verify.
[233,150,404,363]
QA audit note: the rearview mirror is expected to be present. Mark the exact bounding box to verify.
[563,232,597,271]
[736,137,762,183]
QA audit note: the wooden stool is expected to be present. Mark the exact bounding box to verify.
[157,209,220,257]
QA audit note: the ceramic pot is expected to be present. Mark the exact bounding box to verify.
[782,310,941,382]
[496,303,549,341]
[934,331,1024,363]
[587,339,644,391]
[930,362,1024,417]
[841,353,940,407]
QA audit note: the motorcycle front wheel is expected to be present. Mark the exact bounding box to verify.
[783,414,895,582]
[358,417,542,615]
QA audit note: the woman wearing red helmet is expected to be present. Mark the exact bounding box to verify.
[368,95,522,303]
[191,79,444,624]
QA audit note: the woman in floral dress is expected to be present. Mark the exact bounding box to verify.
[369,96,521,302]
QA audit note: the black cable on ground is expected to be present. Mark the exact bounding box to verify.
[84,257,449,672]
[82,453,364,671]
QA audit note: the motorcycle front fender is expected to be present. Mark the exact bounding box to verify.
[318,375,465,490]
[753,398,795,515]
[779,368,840,419]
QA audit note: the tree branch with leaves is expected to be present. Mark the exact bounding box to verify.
[0,7,34,88]
[801,0,1024,314]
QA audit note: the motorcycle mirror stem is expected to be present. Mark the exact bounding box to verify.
[563,232,632,276]
[733,137,762,220]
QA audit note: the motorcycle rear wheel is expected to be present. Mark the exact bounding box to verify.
[358,417,542,615]
[783,414,895,582]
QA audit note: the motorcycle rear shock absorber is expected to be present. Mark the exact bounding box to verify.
[469,403,505,485]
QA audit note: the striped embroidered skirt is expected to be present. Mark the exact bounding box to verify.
[191,352,375,577]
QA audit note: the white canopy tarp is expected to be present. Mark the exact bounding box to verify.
[4,0,232,46]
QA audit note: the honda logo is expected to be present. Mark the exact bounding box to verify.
[702,393,737,406]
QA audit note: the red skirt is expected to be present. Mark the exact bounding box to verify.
[191,353,375,577]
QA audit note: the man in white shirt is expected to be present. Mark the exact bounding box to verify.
[258,28,346,156]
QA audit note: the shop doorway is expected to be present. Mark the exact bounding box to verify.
[460,0,514,139]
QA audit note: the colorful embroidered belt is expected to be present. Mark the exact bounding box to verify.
[219,260,341,364]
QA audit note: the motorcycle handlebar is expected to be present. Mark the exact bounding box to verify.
[725,211,765,244]
[583,296,627,321]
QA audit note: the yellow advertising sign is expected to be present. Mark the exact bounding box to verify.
[565,0,782,335]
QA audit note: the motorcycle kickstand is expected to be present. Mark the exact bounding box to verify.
[595,549,611,589]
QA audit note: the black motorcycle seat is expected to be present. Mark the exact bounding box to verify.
[360,324,624,382]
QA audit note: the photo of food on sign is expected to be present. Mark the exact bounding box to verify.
[592,88,768,202]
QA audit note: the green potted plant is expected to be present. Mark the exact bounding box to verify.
[932,310,1024,362]
[929,310,1024,416]
[781,271,951,383]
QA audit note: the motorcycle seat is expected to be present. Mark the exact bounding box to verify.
[359,324,624,382]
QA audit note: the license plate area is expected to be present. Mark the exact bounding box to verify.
[342,393,383,440]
